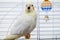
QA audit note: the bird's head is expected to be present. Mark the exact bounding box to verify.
[25,3,35,13]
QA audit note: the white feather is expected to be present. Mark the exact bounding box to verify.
[10,11,37,37]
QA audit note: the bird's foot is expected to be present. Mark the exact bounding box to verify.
[25,33,30,40]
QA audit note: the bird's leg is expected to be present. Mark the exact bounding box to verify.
[25,33,30,40]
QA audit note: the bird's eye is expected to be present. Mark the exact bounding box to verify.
[32,5,33,6]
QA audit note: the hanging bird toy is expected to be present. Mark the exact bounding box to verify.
[41,0,52,22]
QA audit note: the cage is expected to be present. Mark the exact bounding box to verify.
[0,0,60,40]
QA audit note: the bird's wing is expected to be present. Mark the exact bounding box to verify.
[10,15,32,35]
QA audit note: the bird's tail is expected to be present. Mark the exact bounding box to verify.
[4,34,20,40]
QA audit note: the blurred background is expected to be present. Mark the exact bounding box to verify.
[0,0,60,40]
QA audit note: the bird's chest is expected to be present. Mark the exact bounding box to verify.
[25,15,37,33]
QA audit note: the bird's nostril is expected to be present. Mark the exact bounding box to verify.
[28,7,30,9]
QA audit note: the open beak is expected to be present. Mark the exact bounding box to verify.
[27,7,31,12]
[27,6,30,10]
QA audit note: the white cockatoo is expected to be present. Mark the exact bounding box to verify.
[4,2,37,40]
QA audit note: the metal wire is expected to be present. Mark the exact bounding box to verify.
[37,0,40,40]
